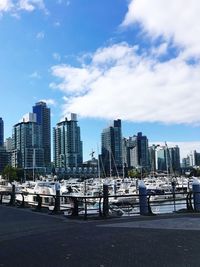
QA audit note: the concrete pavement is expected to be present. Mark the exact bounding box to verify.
[1,205,200,267]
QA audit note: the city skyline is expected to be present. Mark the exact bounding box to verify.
[1,0,200,160]
[1,107,200,162]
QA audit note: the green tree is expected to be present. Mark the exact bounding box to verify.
[190,168,200,177]
[16,168,24,182]
[2,165,17,182]
[128,168,140,178]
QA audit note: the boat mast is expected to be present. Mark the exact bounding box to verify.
[33,148,35,181]
[109,147,112,178]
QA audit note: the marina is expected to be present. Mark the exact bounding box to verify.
[0,175,198,218]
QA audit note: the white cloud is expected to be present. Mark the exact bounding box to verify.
[0,0,13,12]
[54,21,61,27]
[0,0,47,15]
[122,0,200,59]
[50,64,101,94]
[40,99,57,106]
[30,71,41,79]
[49,1,200,128]
[57,0,70,5]
[36,31,45,39]
[52,52,61,61]
[50,42,200,124]
[18,0,35,11]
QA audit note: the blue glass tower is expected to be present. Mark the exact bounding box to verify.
[33,102,51,168]
[0,117,4,147]
[101,119,123,176]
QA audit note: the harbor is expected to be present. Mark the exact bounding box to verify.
[0,175,198,218]
[1,175,200,266]
[0,177,195,219]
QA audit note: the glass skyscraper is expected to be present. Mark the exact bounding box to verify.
[33,102,51,167]
[0,117,4,147]
[128,132,150,171]
[53,113,83,169]
[12,119,44,170]
[101,119,122,177]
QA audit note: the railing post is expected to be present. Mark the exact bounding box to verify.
[9,184,16,206]
[147,195,153,215]
[139,181,148,215]
[186,192,193,211]
[71,197,79,216]
[19,193,25,208]
[103,184,109,217]
[99,195,103,217]
[84,198,87,220]
[35,194,42,211]
[53,182,61,213]
[171,181,176,212]
[192,179,200,212]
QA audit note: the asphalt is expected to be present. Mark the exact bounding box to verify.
[1,205,200,267]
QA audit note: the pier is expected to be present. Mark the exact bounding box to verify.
[1,205,200,266]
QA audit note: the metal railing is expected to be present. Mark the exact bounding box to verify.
[0,188,200,219]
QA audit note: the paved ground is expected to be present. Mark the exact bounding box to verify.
[1,205,200,267]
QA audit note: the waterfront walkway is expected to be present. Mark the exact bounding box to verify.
[1,206,200,267]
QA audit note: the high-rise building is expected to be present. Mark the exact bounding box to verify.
[182,157,191,168]
[12,117,44,170]
[156,145,180,174]
[187,150,200,167]
[101,119,122,176]
[0,147,9,173]
[156,146,167,172]
[128,132,150,171]
[33,102,51,167]
[148,144,159,174]
[122,137,136,168]
[168,146,181,174]
[4,137,13,152]
[53,113,83,169]
[0,117,4,147]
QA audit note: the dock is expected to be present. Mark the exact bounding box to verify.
[1,205,200,266]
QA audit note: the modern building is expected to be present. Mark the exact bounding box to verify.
[181,157,191,168]
[128,132,150,172]
[156,146,167,172]
[12,114,44,173]
[53,113,83,169]
[122,137,135,168]
[33,102,51,168]
[0,117,4,147]
[168,146,181,174]
[101,120,123,176]
[148,144,159,174]
[0,146,9,173]
[187,150,200,167]
[4,137,13,152]
[156,145,180,174]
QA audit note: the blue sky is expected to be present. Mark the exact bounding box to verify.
[1,0,200,160]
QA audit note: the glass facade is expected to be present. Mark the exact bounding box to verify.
[53,114,83,168]
[33,102,51,167]
[101,120,122,176]
[0,117,4,147]
[12,121,44,169]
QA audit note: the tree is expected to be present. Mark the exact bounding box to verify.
[2,165,17,182]
[190,168,200,177]
[128,168,140,178]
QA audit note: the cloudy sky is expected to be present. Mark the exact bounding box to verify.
[1,0,200,160]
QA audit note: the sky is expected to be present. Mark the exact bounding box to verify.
[1,0,200,161]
